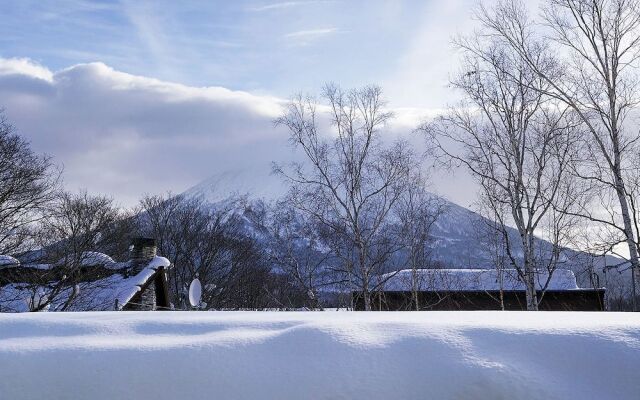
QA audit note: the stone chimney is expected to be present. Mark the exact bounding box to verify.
[129,237,157,273]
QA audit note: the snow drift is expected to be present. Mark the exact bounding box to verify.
[0,312,638,400]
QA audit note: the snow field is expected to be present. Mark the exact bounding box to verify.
[0,311,638,400]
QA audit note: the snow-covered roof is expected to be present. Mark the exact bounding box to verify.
[380,268,581,292]
[56,252,116,268]
[0,255,20,268]
[113,256,170,310]
[0,255,171,312]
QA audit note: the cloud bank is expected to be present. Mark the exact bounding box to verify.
[0,58,297,205]
[0,58,448,207]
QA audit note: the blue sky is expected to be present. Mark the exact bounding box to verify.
[0,0,476,106]
[0,0,481,205]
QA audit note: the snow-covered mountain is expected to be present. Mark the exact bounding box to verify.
[182,168,285,204]
[183,171,632,298]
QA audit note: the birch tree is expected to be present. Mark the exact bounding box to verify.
[274,84,415,310]
[477,0,640,307]
[394,174,447,310]
[421,35,581,310]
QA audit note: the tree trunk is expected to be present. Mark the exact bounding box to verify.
[363,288,371,311]
[498,266,505,311]
[412,268,420,311]
[524,268,539,311]
[614,177,640,310]
[411,251,420,311]
[524,239,539,311]
[358,238,372,311]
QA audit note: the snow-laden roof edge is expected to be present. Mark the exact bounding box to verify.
[0,255,172,312]
[380,268,583,292]
[115,256,171,310]
[0,255,20,268]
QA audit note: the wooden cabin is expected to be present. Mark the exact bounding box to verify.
[0,238,172,312]
[353,269,606,311]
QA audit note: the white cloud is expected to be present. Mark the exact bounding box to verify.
[249,2,305,12]
[284,28,337,39]
[0,57,53,82]
[0,57,462,207]
[248,1,326,12]
[283,28,340,46]
[0,58,291,205]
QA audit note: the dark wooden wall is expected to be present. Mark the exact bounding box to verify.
[353,289,606,311]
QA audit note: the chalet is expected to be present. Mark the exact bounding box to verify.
[0,238,171,312]
[354,268,606,311]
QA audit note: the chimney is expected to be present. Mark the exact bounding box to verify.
[129,237,157,272]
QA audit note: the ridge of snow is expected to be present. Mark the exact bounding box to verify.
[0,311,638,400]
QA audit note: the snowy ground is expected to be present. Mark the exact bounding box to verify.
[0,312,639,400]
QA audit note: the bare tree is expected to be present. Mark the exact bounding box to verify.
[394,174,447,310]
[471,199,510,310]
[274,84,416,310]
[40,191,128,262]
[17,191,131,311]
[139,193,273,310]
[267,200,342,309]
[140,193,226,309]
[477,0,640,307]
[0,111,59,256]
[421,33,581,310]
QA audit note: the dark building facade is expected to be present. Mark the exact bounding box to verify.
[354,289,606,311]
[353,268,606,311]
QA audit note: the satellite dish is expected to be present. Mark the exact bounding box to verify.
[189,278,202,308]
